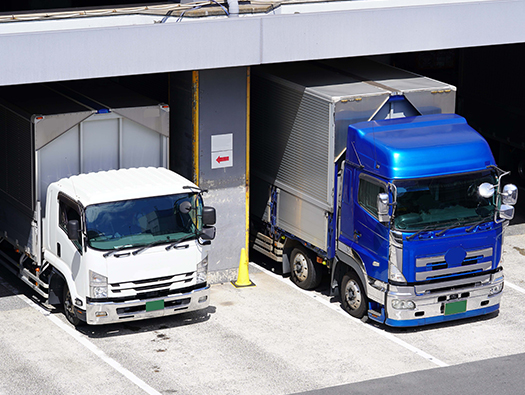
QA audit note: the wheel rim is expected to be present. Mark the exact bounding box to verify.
[344,279,362,311]
[292,253,308,282]
[64,289,76,321]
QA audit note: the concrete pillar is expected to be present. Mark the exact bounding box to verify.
[170,67,249,283]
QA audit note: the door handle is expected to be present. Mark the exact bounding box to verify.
[354,230,362,240]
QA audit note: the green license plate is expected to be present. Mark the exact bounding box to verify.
[444,300,467,316]
[146,300,165,312]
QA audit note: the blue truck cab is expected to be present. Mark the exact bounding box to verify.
[250,59,518,327]
[340,114,517,326]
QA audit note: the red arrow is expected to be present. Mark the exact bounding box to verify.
[216,155,230,163]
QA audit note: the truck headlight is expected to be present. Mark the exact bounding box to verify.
[489,282,504,296]
[90,270,108,299]
[196,255,208,284]
[392,299,416,310]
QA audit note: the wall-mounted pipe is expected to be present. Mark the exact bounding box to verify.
[227,0,239,17]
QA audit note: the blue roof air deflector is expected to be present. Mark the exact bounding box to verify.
[346,114,496,180]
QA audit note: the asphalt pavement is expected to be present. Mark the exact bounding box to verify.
[0,223,524,395]
[297,352,525,395]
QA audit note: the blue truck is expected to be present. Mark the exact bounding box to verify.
[250,58,518,327]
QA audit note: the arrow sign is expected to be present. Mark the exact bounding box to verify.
[211,149,233,169]
[211,134,233,169]
[216,155,230,164]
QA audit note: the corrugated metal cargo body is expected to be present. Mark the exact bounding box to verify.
[251,58,455,252]
[0,82,169,263]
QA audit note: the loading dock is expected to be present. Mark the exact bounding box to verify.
[0,1,523,281]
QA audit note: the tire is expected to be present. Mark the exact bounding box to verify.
[289,247,322,290]
[63,283,81,326]
[340,271,368,318]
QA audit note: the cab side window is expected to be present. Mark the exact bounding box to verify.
[358,177,385,218]
[58,196,82,249]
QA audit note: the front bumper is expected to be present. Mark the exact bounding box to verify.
[84,284,210,325]
[384,271,504,327]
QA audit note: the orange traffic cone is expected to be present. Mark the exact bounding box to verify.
[231,248,255,288]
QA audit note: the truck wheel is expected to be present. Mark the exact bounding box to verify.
[289,247,322,290]
[340,272,368,318]
[63,284,81,326]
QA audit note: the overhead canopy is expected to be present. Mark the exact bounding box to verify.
[0,0,524,86]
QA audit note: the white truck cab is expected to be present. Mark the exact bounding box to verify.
[44,167,215,325]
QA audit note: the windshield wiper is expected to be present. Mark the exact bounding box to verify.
[406,224,440,241]
[183,185,207,193]
[132,239,170,256]
[436,215,493,236]
[436,220,463,237]
[165,233,196,251]
[466,215,493,232]
[103,244,134,258]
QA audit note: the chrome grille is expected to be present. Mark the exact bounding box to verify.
[415,248,493,281]
[110,272,194,298]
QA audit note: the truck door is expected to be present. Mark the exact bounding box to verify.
[352,174,390,281]
[339,165,356,246]
[56,194,83,278]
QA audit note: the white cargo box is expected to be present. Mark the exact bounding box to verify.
[0,82,169,260]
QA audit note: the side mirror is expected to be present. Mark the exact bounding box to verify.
[377,193,390,223]
[200,225,216,241]
[478,182,495,199]
[202,206,216,226]
[501,184,518,205]
[178,200,192,214]
[67,220,80,241]
[498,204,515,221]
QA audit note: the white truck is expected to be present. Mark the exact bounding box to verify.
[0,83,216,325]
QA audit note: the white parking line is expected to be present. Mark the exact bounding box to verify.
[506,281,525,294]
[0,277,162,395]
[251,263,449,368]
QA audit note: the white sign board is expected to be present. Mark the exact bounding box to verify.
[211,133,233,169]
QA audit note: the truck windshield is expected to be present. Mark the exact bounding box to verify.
[85,193,202,251]
[393,171,497,231]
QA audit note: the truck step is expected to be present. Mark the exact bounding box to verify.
[253,232,284,258]
[253,244,283,262]
[254,238,284,255]
[254,232,284,248]
[0,250,49,298]
[19,275,49,299]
